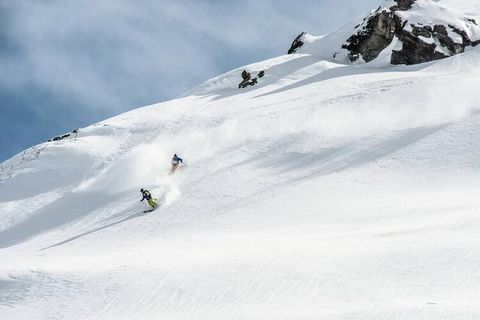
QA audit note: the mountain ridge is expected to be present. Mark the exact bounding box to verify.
[289,0,480,65]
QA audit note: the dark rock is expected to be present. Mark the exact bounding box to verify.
[391,29,447,65]
[288,32,306,54]
[238,70,260,89]
[342,11,399,62]
[411,25,432,38]
[448,24,472,46]
[340,0,480,65]
[238,70,252,88]
[391,0,415,11]
[50,132,72,142]
[240,78,257,89]
[432,25,463,55]
[258,70,265,78]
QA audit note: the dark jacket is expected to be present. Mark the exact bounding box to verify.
[141,190,152,201]
[172,154,183,164]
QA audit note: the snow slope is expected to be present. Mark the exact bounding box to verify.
[2,1,480,319]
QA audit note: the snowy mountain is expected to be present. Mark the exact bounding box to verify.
[290,0,480,65]
[2,0,480,319]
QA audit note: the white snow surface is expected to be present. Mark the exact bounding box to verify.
[2,1,480,319]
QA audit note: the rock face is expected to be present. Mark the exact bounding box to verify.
[288,32,307,54]
[391,0,415,11]
[341,0,480,65]
[391,24,459,64]
[288,0,480,65]
[238,70,265,89]
[342,10,399,62]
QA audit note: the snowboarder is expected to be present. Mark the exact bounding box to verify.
[140,188,158,210]
[170,154,183,174]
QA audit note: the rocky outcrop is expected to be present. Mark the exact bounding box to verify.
[340,0,480,65]
[238,70,265,89]
[342,11,400,62]
[390,0,415,11]
[287,0,480,65]
[48,129,79,142]
[288,32,307,54]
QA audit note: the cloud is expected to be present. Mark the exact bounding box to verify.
[3,0,381,105]
[0,0,381,161]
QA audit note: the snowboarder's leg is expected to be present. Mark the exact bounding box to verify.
[147,199,157,208]
[170,163,179,174]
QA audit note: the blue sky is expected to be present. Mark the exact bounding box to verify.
[0,0,380,162]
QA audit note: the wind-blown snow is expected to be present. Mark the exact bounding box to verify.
[2,1,480,319]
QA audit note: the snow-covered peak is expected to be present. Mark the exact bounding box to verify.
[290,0,480,65]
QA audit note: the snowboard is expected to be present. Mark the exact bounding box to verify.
[143,202,159,213]
[143,207,158,213]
